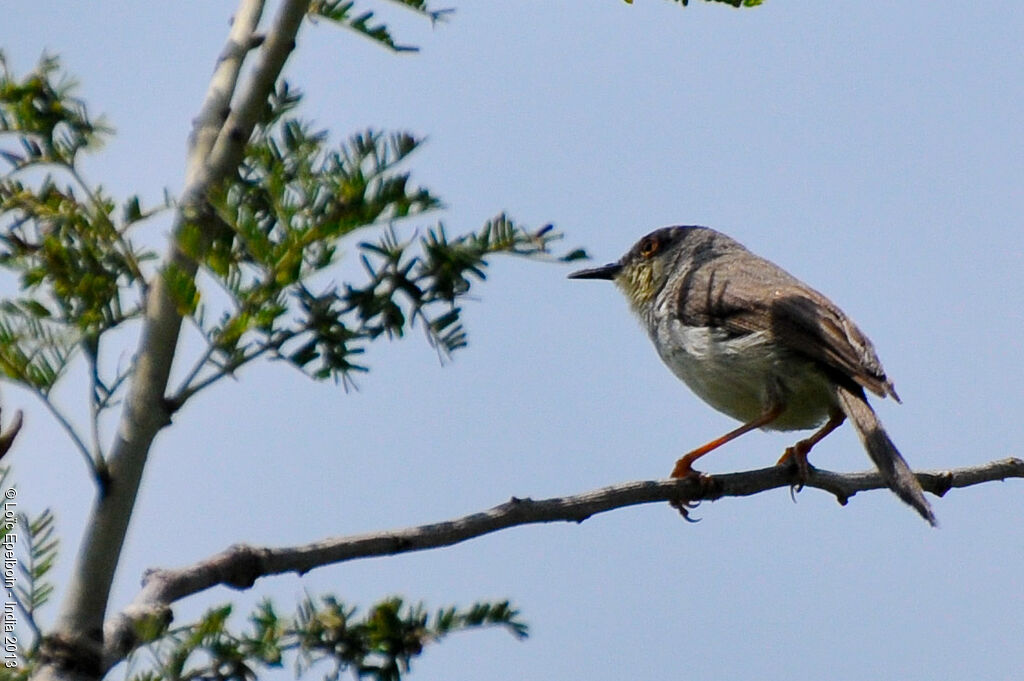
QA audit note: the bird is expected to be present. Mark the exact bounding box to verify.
[568,225,935,525]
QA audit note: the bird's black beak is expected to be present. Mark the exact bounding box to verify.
[567,262,622,280]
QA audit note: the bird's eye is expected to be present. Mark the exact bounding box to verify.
[639,236,660,258]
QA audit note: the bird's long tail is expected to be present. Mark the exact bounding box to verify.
[834,383,937,526]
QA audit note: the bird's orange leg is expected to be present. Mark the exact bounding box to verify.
[776,410,846,481]
[670,403,785,478]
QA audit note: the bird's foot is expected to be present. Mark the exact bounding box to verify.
[668,468,716,522]
[777,442,812,495]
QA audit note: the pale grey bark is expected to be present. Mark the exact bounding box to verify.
[30,2,312,680]
[100,458,1022,672]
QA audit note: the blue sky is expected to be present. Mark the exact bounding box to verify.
[3,1,1023,679]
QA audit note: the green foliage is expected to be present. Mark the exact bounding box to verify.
[0,179,147,331]
[0,18,572,681]
[0,301,75,393]
[125,596,526,681]
[0,53,159,404]
[0,47,586,446]
[14,508,58,632]
[308,0,454,53]
[185,113,442,386]
[178,97,585,392]
[385,0,455,24]
[0,52,111,166]
[0,466,57,671]
[309,1,416,53]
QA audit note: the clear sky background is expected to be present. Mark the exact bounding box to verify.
[3,1,1023,679]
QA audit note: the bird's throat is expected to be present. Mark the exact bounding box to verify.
[616,265,658,314]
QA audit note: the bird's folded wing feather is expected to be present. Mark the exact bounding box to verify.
[676,253,898,400]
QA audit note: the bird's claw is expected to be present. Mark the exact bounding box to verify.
[669,471,716,522]
[779,445,810,478]
[671,498,703,523]
[778,445,813,500]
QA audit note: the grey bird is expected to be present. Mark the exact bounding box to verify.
[569,226,935,525]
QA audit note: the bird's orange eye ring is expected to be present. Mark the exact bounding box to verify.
[639,236,660,258]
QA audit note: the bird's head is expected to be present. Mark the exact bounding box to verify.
[568,227,686,314]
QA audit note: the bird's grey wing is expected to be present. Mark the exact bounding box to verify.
[678,253,898,400]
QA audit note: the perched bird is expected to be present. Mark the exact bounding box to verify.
[569,226,935,525]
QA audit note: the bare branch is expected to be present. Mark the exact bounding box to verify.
[32,4,314,680]
[187,0,266,181]
[202,0,310,186]
[31,390,98,478]
[102,457,1023,669]
[168,343,273,407]
[168,335,220,403]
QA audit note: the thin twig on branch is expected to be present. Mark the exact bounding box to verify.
[103,457,1023,668]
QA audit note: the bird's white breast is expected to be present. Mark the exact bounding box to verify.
[651,318,835,431]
